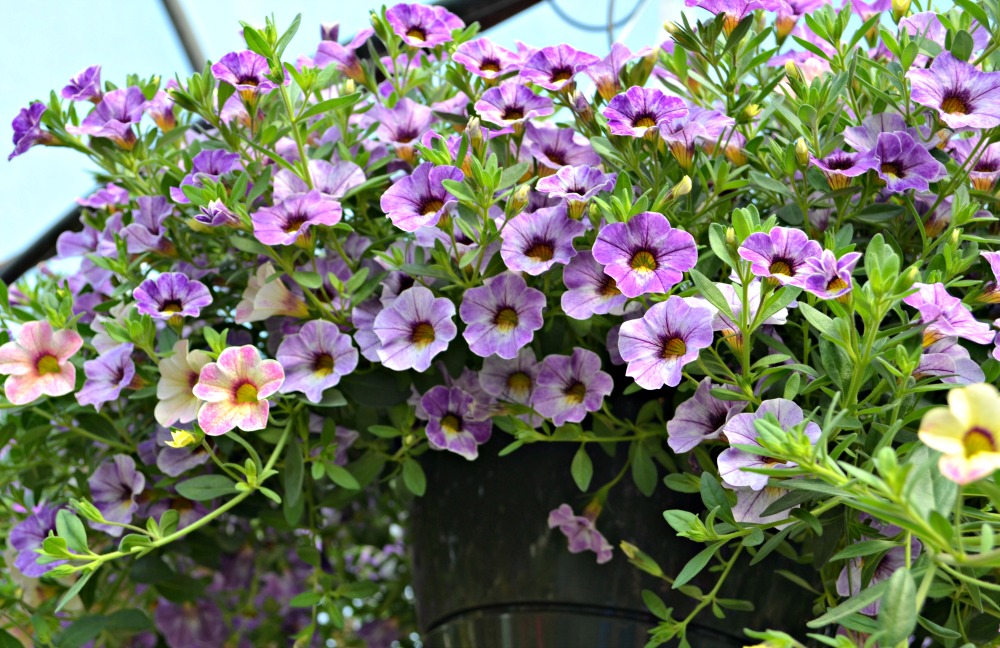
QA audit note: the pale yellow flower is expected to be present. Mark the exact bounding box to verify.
[918,383,1000,485]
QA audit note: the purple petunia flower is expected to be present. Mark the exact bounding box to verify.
[685,0,784,33]
[134,272,213,319]
[371,98,435,162]
[89,454,146,537]
[76,343,136,411]
[170,149,243,204]
[524,122,600,171]
[618,296,715,389]
[67,86,146,149]
[475,83,554,129]
[548,504,613,564]
[901,12,990,54]
[479,347,540,410]
[155,598,228,648]
[592,211,698,297]
[738,226,822,286]
[252,190,342,246]
[731,486,796,525]
[196,200,240,227]
[809,150,875,190]
[500,205,585,275]
[386,3,463,48]
[774,0,826,38]
[602,86,687,138]
[453,38,519,79]
[534,348,613,426]
[718,398,821,490]
[903,282,994,346]
[836,517,922,615]
[917,337,985,385]
[122,196,173,254]
[950,135,1000,191]
[146,89,176,131]
[373,286,457,372]
[521,44,599,92]
[908,53,1000,130]
[315,28,374,83]
[273,159,366,202]
[211,50,281,100]
[842,113,939,152]
[76,182,130,209]
[858,131,947,193]
[460,273,545,359]
[584,43,649,101]
[421,385,492,460]
[277,320,358,403]
[9,506,64,577]
[380,163,463,232]
[61,65,103,102]
[660,104,735,169]
[845,0,890,20]
[801,250,862,300]
[9,103,53,161]
[561,250,628,320]
[536,165,615,218]
[667,378,746,453]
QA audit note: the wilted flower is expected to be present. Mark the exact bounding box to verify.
[667,378,746,453]
[918,383,1000,485]
[89,454,146,537]
[61,65,103,102]
[421,385,492,460]
[192,345,285,436]
[739,226,822,287]
[618,296,715,389]
[460,273,545,359]
[602,86,687,138]
[211,50,281,100]
[561,251,627,320]
[592,211,698,297]
[277,320,358,403]
[500,204,585,275]
[373,286,457,372]
[76,344,136,411]
[9,103,53,161]
[380,163,463,232]
[385,3,463,48]
[903,282,994,346]
[548,503,613,564]
[475,83,554,129]
[453,38,519,80]
[534,348,613,426]
[252,190,342,246]
[908,53,1000,130]
[66,86,146,149]
[521,44,599,92]
[134,273,213,320]
[0,321,83,405]
[801,250,862,300]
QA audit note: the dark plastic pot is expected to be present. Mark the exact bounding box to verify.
[410,438,816,647]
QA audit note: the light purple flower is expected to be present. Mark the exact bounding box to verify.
[524,122,600,171]
[592,211,697,297]
[950,135,1000,191]
[846,0,890,20]
[479,347,540,410]
[801,251,862,300]
[196,199,240,226]
[901,12,990,53]
[211,50,280,100]
[421,385,492,460]
[842,113,938,152]
[618,296,715,389]
[534,348,613,426]
[9,103,53,161]
[122,196,173,254]
[685,0,784,31]
[836,518,922,615]
[718,398,821,490]
[738,226,822,286]
[77,182,129,209]
[602,86,687,138]
[380,163,463,232]
[386,3,462,48]
[708,281,790,354]
[660,104,735,169]
[535,165,615,217]
[61,65,103,102]
[371,98,435,161]
[9,506,64,577]
[134,272,212,319]
[314,28,374,82]
[76,344,136,411]
[858,131,947,193]
[667,378,746,453]
[273,159,365,202]
[561,250,628,320]
[453,38,519,79]
[584,43,649,101]
[521,45,599,92]
[547,504,613,564]
[475,83,554,128]
[908,53,1000,130]
[373,286,457,372]
[460,273,545,359]
[67,86,146,149]
[500,205,585,275]
[170,149,243,204]
[252,190,342,246]
[89,454,146,537]
[146,89,176,131]
[809,150,875,190]
[277,320,358,403]
[903,282,994,346]
[917,337,985,385]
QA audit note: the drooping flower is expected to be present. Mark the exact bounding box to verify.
[76,344,136,411]
[9,506,64,577]
[584,43,649,101]
[386,3,463,48]
[738,226,822,286]
[235,263,310,324]
[192,345,285,436]
[618,296,715,389]
[809,150,875,190]
[903,282,994,346]
[592,211,698,297]
[211,50,281,100]
[460,273,545,359]
[273,159,365,202]
[907,52,1000,130]
[535,165,615,218]
[453,38,519,79]
[146,89,176,131]
[731,486,797,525]
[169,149,243,204]
[77,182,130,209]
[371,98,435,163]
[918,383,1000,485]
[479,347,540,410]
[315,28,374,82]
[659,104,735,169]
[252,190,342,246]
[534,348,613,426]
[373,286,457,372]
[836,517,922,615]
[380,163,463,232]
[949,135,1000,192]
[9,103,53,161]
[801,250,862,300]
[277,320,358,403]
[524,122,600,171]
[603,86,687,138]
[0,321,83,405]
[667,378,746,453]
[66,86,146,149]
[547,504,613,564]
[61,65,103,102]
[474,83,554,129]
[155,340,212,427]
[89,454,146,537]
[134,273,212,320]
[561,250,628,320]
[500,204,585,275]
[521,45,599,92]
[916,337,985,385]
[685,0,784,33]
[858,131,947,193]
[420,385,492,460]
[717,398,821,490]
[842,112,938,152]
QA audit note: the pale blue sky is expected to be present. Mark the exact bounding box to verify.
[0,0,685,266]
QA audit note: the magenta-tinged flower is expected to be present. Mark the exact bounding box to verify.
[380,163,463,232]
[718,398,821,490]
[524,122,600,171]
[9,103,53,161]
[421,386,492,460]
[584,43,649,101]
[845,0,890,19]
[561,251,627,320]
[373,286,457,372]
[842,112,938,152]
[903,282,994,346]
[667,378,746,453]
[386,3,462,48]
[534,348,613,426]
[836,518,922,615]
[67,86,146,149]
[603,86,687,138]
[196,199,240,227]
[536,165,615,217]
[500,205,585,276]
[908,53,1000,130]
[10,506,64,577]
[315,28,373,82]
[592,211,697,298]
[981,251,1000,303]
[460,273,545,359]
[273,159,365,202]
[89,454,146,537]
[61,65,103,102]
[660,104,735,169]
[858,131,947,193]
[277,320,358,403]
[155,339,212,427]
[547,504,613,564]
[618,296,715,389]
[192,345,285,436]
[0,321,83,405]
[738,226,822,286]
[252,190,342,246]
[479,347,540,409]
[950,136,1000,191]
[521,44,599,92]
[475,83,554,128]
[453,38,518,79]
[809,150,875,190]
[122,196,173,254]
[170,149,243,204]
[211,50,280,100]
[801,251,862,300]
[76,344,135,411]
[134,273,213,319]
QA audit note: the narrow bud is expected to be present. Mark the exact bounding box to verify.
[784,60,801,82]
[669,176,693,199]
[794,138,809,166]
[892,0,911,22]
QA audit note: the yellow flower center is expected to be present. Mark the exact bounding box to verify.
[826,277,849,293]
[36,354,60,375]
[769,259,793,276]
[525,242,554,262]
[880,162,903,179]
[235,382,259,404]
[662,337,687,359]
[632,114,657,128]
[440,414,462,434]
[564,381,587,404]
[410,322,436,347]
[494,307,519,332]
[314,353,335,376]
[421,199,444,216]
[507,371,532,393]
[630,250,658,272]
[922,328,943,348]
[941,94,970,115]
[161,300,184,314]
[963,427,996,458]
[406,27,427,42]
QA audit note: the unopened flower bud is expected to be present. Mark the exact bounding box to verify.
[670,176,692,199]
[620,541,665,578]
[344,78,356,95]
[166,429,198,448]
[739,104,761,123]
[950,228,961,245]
[892,0,911,22]
[794,138,809,166]
[467,117,483,147]
[506,184,530,217]
[784,60,801,82]
[572,91,594,124]
[663,21,679,35]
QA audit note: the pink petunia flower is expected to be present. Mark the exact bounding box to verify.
[0,321,83,405]
[192,346,285,436]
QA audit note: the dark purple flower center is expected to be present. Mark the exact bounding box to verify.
[563,381,587,404]
[975,160,999,173]
[826,276,849,293]
[36,354,60,375]
[631,112,657,129]
[160,299,184,314]
[236,75,260,87]
[395,129,418,144]
[234,380,259,404]
[419,197,444,216]
[629,249,658,272]
[826,155,855,171]
[480,58,501,73]
[768,258,795,277]
[410,321,436,347]
[314,353,335,376]
[507,371,532,393]
[549,66,574,83]
[941,90,972,115]
[599,275,621,297]
[964,427,996,458]
[525,239,555,262]
[283,213,309,233]
[880,161,905,178]
[502,106,525,121]
[406,27,428,42]
[543,148,566,166]
[494,307,519,332]
[661,337,687,359]
[440,413,462,434]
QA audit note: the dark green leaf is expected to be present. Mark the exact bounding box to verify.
[571,445,593,492]
[299,93,362,120]
[672,541,724,589]
[878,568,916,645]
[175,475,237,501]
[402,458,426,496]
[326,464,362,490]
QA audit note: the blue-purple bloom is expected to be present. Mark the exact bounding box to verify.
[667,378,746,453]
[89,454,146,537]
[76,343,136,411]
[380,163,463,232]
[61,65,103,102]
[801,250,862,300]
[252,190,342,246]
[618,296,715,389]
[592,211,698,297]
[371,98,435,162]
[170,149,243,204]
[479,347,539,411]
[842,112,938,152]
[603,86,687,138]
[917,337,985,385]
[211,50,281,100]
[475,83,554,129]
[950,135,1000,191]
[9,103,53,161]
[561,250,627,320]
[453,38,519,79]
[584,43,649,101]
[315,28,374,82]
[277,320,358,403]
[9,506,64,577]
[500,205,585,275]
[421,386,492,460]
[196,200,240,227]
[274,159,366,202]
[660,104,735,169]
[908,52,1000,130]
[67,86,146,149]
[134,272,213,319]
[738,226,822,286]
[122,196,173,254]
[386,3,463,48]
[858,131,947,193]
[535,165,615,218]
[460,273,545,359]
[373,286,457,372]
[77,183,130,210]
[534,348,613,426]
[809,150,875,190]
[521,45,599,92]
[524,122,600,171]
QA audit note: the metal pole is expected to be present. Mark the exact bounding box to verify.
[159,0,206,71]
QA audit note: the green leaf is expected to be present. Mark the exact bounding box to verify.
[672,541,724,589]
[104,609,153,632]
[441,178,477,204]
[175,475,238,501]
[55,614,106,648]
[571,445,593,492]
[642,589,671,620]
[749,170,792,197]
[953,0,990,29]
[367,425,402,438]
[242,26,272,58]
[950,30,974,61]
[798,302,837,337]
[402,458,427,496]
[699,473,731,519]
[0,628,23,648]
[878,568,916,646]
[299,93,362,120]
[631,443,657,496]
[284,439,304,509]
[340,580,380,598]
[55,571,95,614]
[689,269,734,320]
[829,540,897,562]
[289,592,323,608]
[498,162,530,190]
[326,463,362,490]
[807,579,889,628]
[291,271,323,289]
[56,510,88,554]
